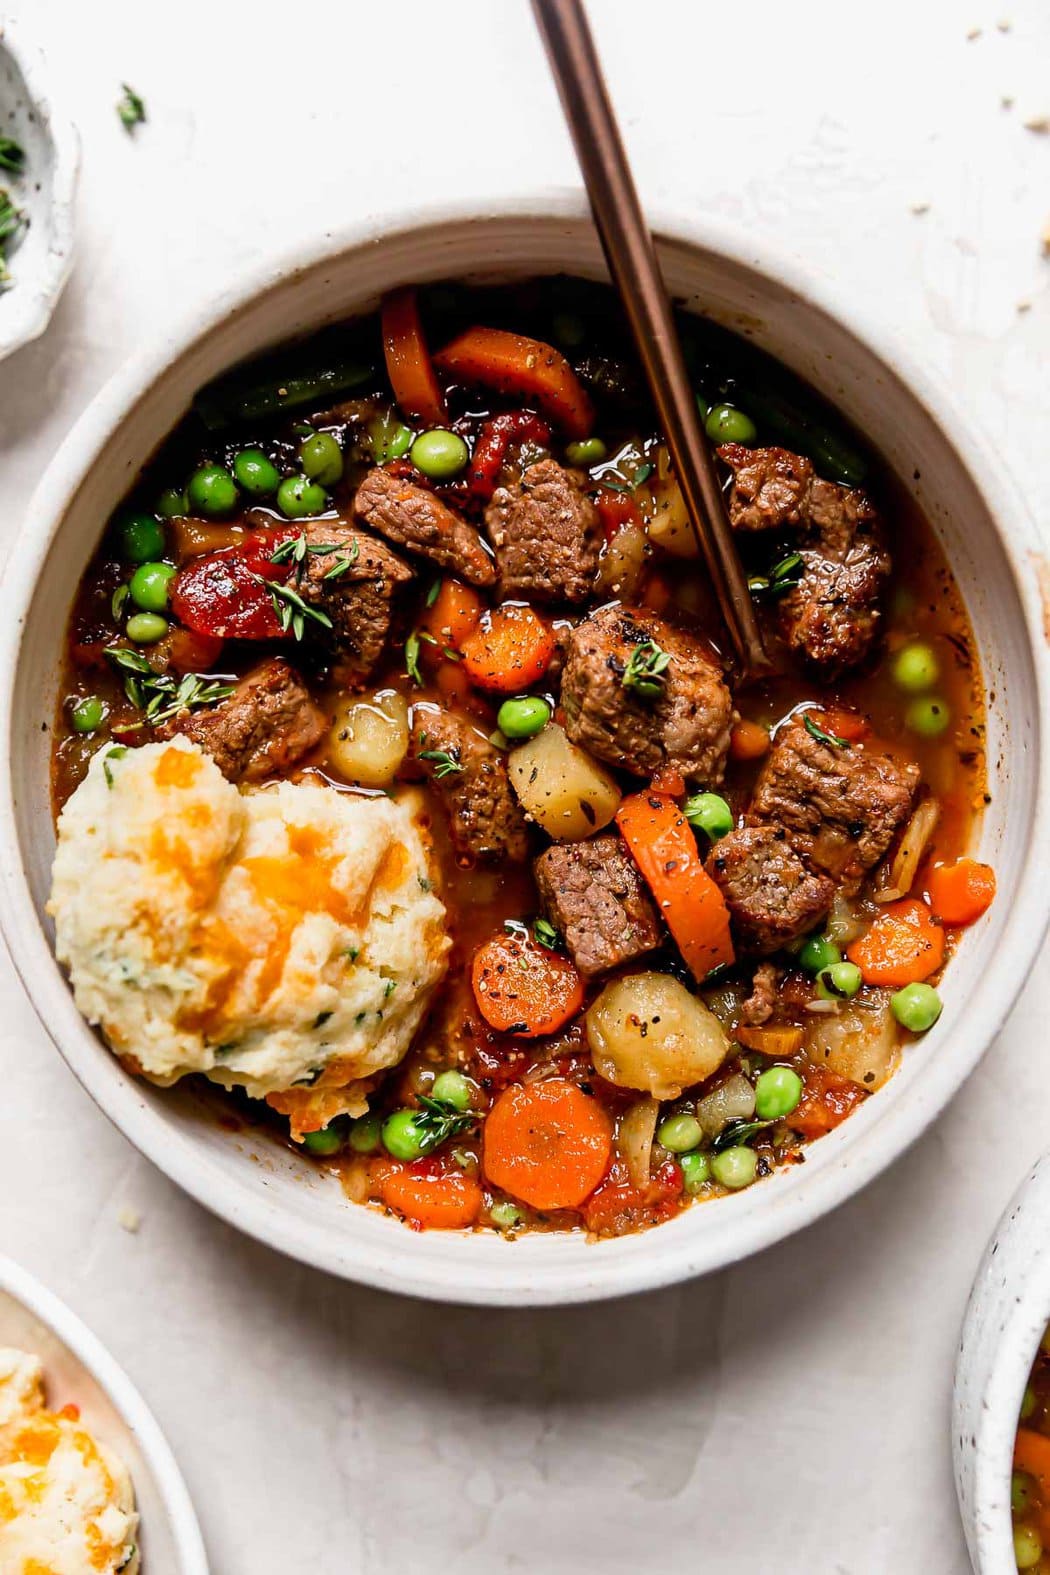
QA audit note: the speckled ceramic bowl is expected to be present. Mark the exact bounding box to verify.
[0,1255,208,1572]
[1,195,1048,1306]
[955,1154,1050,1571]
[0,20,78,360]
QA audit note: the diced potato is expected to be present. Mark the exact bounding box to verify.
[508,723,621,841]
[586,973,730,1100]
[595,522,648,600]
[327,690,409,787]
[805,995,899,1092]
[641,448,699,559]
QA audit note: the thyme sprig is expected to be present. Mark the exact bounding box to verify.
[622,637,671,702]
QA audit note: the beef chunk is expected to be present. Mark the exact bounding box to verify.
[560,603,734,783]
[410,704,529,865]
[354,467,496,587]
[484,459,602,604]
[166,658,326,783]
[292,519,413,685]
[533,833,662,977]
[706,826,835,955]
[740,961,781,1026]
[719,443,890,677]
[749,715,919,888]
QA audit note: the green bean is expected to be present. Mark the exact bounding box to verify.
[194,354,373,431]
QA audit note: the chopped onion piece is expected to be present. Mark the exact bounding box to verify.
[873,797,940,903]
[617,1097,659,1189]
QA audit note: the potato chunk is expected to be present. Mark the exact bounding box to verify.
[328,691,409,787]
[508,723,621,841]
[586,973,730,1100]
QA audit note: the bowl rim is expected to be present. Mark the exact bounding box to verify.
[2,189,1049,1306]
[0,1254,209,1572]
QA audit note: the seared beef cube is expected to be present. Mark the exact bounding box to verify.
[533,833,662,977]
[749,715,919,888]
[410,705,529,865]
[560,603,734,783]
[295,520,413,685]
[167,658,326,783]
[740,961,780,1026]
[706,826,834,955]
[484,459,602,605]
[719,443,890,678]
[354,467,496,587]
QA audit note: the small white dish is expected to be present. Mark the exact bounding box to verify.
[0,1255,208,1572]
[955,1154,1050,1572]
[0,19,78,360]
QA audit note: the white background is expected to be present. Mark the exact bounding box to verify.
[1,1,1048,1570]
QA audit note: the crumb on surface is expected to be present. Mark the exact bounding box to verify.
[116,1206,141,1233]
[910,200,931,215]
[1023,113,1050,132]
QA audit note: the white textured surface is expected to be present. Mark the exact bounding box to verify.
[0,1,1047,1570]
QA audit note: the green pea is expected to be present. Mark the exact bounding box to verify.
[658,1113,703,1153]
[905,696,950,738]
[705,404,757,445]
[233,448,280,497]
[186,463,239,517]
[679,1151,711,1194]
[1014,1524,1043,1569]
[798,934,842,974]
[816,961,863,1001]
[684,791,733,841]
[300,431,344,486]
[890,982,943,1032]
[301,1121,347,1156]
[892,642,939,693]
[348,1114,383,1155]
[565,438,607,467]
[1022,1385,1038,1421]
[430,1070,473,1111]
[1013,1471,1037,1516]
[70,696,105,734]
[496,696,551,740]
[117,511,166,563]
[490,1200,524,1230]
[754,1066,803,1121]
[126,612,169,644]
[711,1146,758,1190]
[128,561,176,613]
[382,1108,428,1161]
[368,412,413,464]
[277,474,328,519]
[156,488,188,520]
[410,429,469,480]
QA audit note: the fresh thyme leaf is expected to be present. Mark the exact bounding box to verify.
[749,551,804,600]
[622,637,671,702]
[261,576,333,638]
[532,917,561,951]
[104,647,235,726]
[803,712,850,750]
[632,462,653,487]
[711,1117,773,1154]
[105,647,154,677]
[117,84,146,131]
[103,745,128,788]
[419,748,463,779]
[413,1095,478,1155]
[405,631,423,685]
[321,547,357,580]
[425,578,442,608]
[111,584,130,621]
[0,138,24,174]
[0,188,25,288]
[269,534,308,567]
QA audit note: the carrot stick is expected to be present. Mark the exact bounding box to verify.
[377,1162,482,1231]
[460,604,555,692]
[616,792,735,980]
[472,932,584,1037]
[433,326,595,438]
[381,287,447,427]
[729,720,770,761]
[926,858,996,926]
[846,898,945,986]
[1015,1428,1050,1499]
[482,1079,612,1210]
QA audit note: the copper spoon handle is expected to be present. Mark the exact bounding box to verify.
[531,0,769,679]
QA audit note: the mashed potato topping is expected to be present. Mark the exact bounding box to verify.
[49,738,450,1124]
[0,1346,139,1573]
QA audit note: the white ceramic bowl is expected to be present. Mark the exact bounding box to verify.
[1,194,1048,1307]
[955,1155,1050,1572]
[0,1255,208,1572]
[0,20,78,360]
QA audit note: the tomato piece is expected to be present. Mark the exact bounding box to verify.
[582,1159,683,1236]
[789,1064,867,1137]
[595,488,642,543]
[170,528,294,641]
[464,411,551,501]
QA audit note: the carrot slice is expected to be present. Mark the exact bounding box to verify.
[460,604,555,692]
[729,719,770,761]
[472,932,585,1037]
[483,1079,612,1210]
[595,488,642,542]
[1016,1429,1050,1499]
[926,858,996,927]
[433,327,595,439]
[846,898,945,986]
[377,1162,482,1231]
[616,792,735,980]
[381,287,447,427]
[419,577,484,652]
